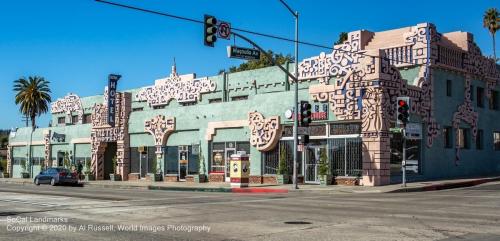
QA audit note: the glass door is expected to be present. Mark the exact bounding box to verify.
[178,146,189,181]
[224,148,235,182]
[304,146,319,183]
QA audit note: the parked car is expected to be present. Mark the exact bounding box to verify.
[34,168,78,186]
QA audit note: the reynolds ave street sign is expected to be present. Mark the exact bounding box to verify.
[227,46,261,60]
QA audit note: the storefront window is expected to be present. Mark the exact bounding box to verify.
[210,142,250,173]
[165,146,178,174]
[263,140,300,176]
[211,143,225,173]
[390,132,422,175]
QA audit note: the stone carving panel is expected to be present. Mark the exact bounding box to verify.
[136,66,216,106]
[90,92,131,180]
[145,115,175,147]
[51,94,84,124]
[6,145,11,176]
[248,112,282,152]
[43,130,51,168]
[452,75,478,164]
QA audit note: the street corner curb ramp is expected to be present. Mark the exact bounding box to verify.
[388,176,500,193]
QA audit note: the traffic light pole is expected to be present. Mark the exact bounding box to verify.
[278,0,299,190]
[292,12,299,190]
[402,127,406,187]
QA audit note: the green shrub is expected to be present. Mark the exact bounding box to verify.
[112,156,117,174]
[277,145,287,175]
[318,149,329,176]
[20,159,27,172]
[0,159,7,173]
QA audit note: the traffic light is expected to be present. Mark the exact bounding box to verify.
[299,134,309,145]
[300,101,312,127]
[396,97,410,126]
[204,15,217,47]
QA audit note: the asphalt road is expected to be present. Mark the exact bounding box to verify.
[0,182,500,241]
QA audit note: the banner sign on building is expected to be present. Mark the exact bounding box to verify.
[107,74,121,127]
[292,103,328,121]
[51,132,66,142]
[312,103,328,120]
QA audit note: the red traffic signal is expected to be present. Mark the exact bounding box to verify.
[396,97,410,125]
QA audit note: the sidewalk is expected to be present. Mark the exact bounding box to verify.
[1,176,499,193]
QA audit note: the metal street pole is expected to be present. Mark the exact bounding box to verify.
[402,128,407,187]
[279,0,299,190]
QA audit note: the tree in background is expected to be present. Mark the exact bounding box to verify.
[483,8,500,61]
[227,50,293,73]
[13,76,52,129]
[334,32,348,45]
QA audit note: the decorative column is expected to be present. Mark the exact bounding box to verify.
[6,145,12,176]
[361,88,391,186]
[43,130,51,169]
[145,115,175,176]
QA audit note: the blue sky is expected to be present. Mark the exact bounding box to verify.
[0,0,499,129]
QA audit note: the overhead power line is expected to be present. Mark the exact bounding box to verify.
[94,0,416,65]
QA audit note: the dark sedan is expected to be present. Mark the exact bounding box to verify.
[34,168,78,186]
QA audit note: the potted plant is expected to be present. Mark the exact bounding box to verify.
[109,155,121,181]
[20,159,30,178]
[318,149,332,186]
[276,145,289,184]
[84,159,94,181]
[63,151,71,169]
[148,157,162,182]
[194,153,207,183]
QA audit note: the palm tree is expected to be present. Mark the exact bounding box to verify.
[13,76,52,130]
[483,8,500,61]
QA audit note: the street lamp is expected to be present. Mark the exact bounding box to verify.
[278,0,299,189]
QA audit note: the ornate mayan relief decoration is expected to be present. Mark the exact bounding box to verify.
[145,115,175,155]
[90,91,131,180]
[248,111,282,152]
[43,130,51,168]
[300,23,441,146]
[452,75,478,164]
[136,65,216,106]
[6,145,11,175]
[51,94,84,124]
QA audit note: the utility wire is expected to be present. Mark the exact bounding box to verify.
[94,0,416,65]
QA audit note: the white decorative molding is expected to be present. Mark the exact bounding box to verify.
[51,94,84,124]
[248,112,282,152]
[136,65,216,106]
[71,138,92,144]
[205,120,248,141]
[8,142,28,146]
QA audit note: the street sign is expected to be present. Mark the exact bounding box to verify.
[217,21,231,40]
[227,46,261,60]
[405,123,422,140]
[297,144,304,152]
[297,127,310,135]
[389,127,402,133]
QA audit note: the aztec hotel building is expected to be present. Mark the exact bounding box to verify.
[6,23,500,186]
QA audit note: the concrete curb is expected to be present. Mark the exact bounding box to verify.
[388,177,500,193]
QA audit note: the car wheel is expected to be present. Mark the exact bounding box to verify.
[34,178,40,185]
[50,178,56,186]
